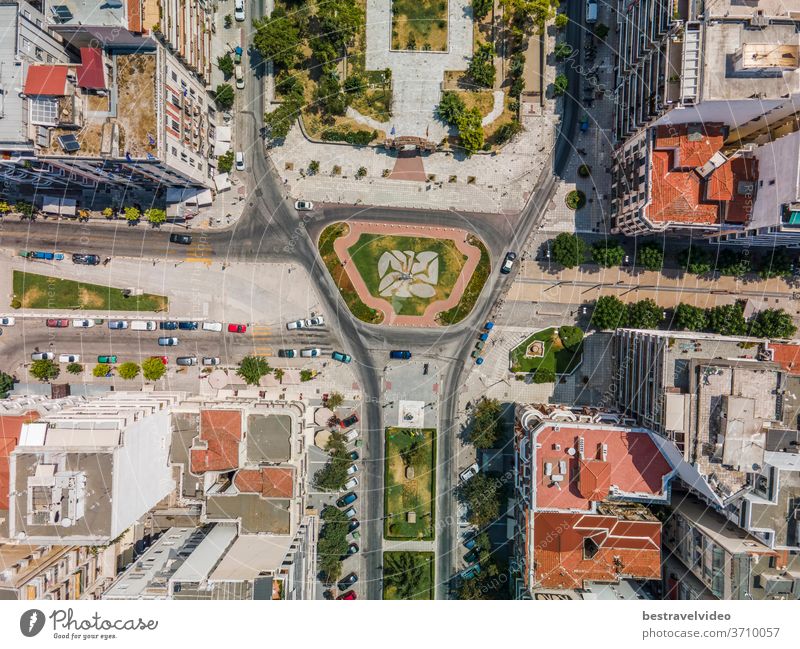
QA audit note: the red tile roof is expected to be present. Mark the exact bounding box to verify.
[533,512,662,589]
[234,467,295,499]
[768,343,800,375]
[0,413,40,510]
[535,425,672,510]
[191,410,242,473]
[24,66,68,96]
[649,149,720,224]
[720,157,758,224]
[77,48,106,90]
[127,0,143,33]
[654,124,725,167]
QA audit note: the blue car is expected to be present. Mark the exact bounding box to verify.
[389,350,412,360]
[460,565,482,580]
[178,321,199,330]
[159,321,179,330]
[336,492,357,508]
[332,351,352,363]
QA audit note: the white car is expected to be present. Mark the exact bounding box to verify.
[344,477,359,491]
[459,462,479,483]
[344,430,359,443]
[0,317,15,326]
[234,0,245,21]
[235,151,245,171]
[202,357,220,366]
[130,320,157,331]
[235,64,244,89]
[72,319,95,328]
[300,348,321,358]
[59,354,80,363]
[31,352,55,360]
[305,315,325,327]
[202,321,223,332]
[294,200,313,211]
[286,320,306,330]
[346,464,359,475]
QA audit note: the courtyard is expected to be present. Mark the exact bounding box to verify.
[509,326,584,376]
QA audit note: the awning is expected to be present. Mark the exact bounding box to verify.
[213,173,231,192]
[40,195,76,216]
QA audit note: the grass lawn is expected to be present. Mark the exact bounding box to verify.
[348,233,467,317]
[12,271,168,311]
[392,0,448,51]
[509,327,583,374]
[437,235,490,325]
[383,551,435,600]
[384,428,436,540]
[318,223,384,324]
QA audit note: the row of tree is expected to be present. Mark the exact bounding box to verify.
[28,357,168,382]
[317,506,351,584]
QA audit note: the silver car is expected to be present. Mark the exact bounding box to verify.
[294,200,313,211]
[300,348,321,358]
[202,357,220,366]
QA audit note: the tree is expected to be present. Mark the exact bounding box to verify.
[66,362,83,375]
[399,437,426,468]
[317,506,350,583]
[316,72,346,116]
[16,200,34,218]
[315,0,363,51]
[214,83,235,110]
[93,363,111,377]
[252,9,301,71]
[554,12,568,29]
[626,298,663,329]
[472,0,493,19]
[343,73,365,96]
[637,243,664,271]
[532,367,556,383]
[437,91,466,126]
[142,357,166,381]
[470,398,503,449]
[308,160,320,175]
[750,308,797,339]
[706,303,747,336]
[236,355,271,385]
[326,391,345,410]
[594,23,609,39]
[0,371,15,397]
[124,206,140,222]
[118,362,140,380]
[552,73,568,95]
[718,249,750,277]
[456,107,485,156]
[217,150,235,174]
[462,473,504,529]
[551,232,586,268]
[384,552,429,600]
[0,201,12,215]
[558,325,583,350]
[677,246,711,275]
[274,368,285,383]
[758,249,794,279]
[300,369,314,382]
[315,432,350,491]
[145,208,166,225]
[217,53,234,78]
[502,0,558,33]
[591,295,628,330]
[674,303,707,331]
[30,359,59,382]
[467,43,496,88]
[554,41,572,60]
[591,241,625,268]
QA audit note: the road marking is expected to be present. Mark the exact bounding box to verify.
[251,325,273,356]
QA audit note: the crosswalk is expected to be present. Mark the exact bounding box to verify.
[184,241,214,265]
[250,325,274,357]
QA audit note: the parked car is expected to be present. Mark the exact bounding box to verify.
[46,319,69,328]
[459,462,479,483]
[342,506,357,519]
[294,200,313,211]
[31,352,55,360]
[158,337,179,346]
[336,492,357,508]
[235,151,245,171]
[343,429,359,443]
[500,251,517,274]
[72,319,94,328]
[178,321,198,330]
[234,65,244,89]
[58,354,80,363]
[347,451,360,461]
[300,348,320,358]
[201,321,222,332]
[586,0,598,23]
[278,349,297,358]
[169,233,192,245]
[202,357,220,366]
[108,320,128,330]
[345,543,359,556]
[286,319,305,330]
[346,464,359,476]
[463,535,477,550]
[340,413,359,429]
[176,356,197,366]
[234,0,245,21]
[160,321,179,330]
[227,323,247,333]
[464,549,480,565]
[97,355,117,364]
[331,351,351,363]
[130,320,156,331]
[72,253,100,265]
[459,565,482,581]
[305,315,325,327]
[344,477,359,491]
[337,573,358,592]
[0,317,15,326]
[337,590,357,600]
[389,350,412,360]
[348,519,360,534]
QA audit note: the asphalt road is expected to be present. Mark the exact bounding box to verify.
[0,0,584,600]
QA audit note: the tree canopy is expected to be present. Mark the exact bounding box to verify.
[750,308,797,339]
[673,303,707,331]
[456,107,485,156]
[236,355,272,385]
[30,359,59,382]
[591,295,628,330]
[637,243,664,271]
[252,9,302,71]
[591,241,625,268]
[462,473,505,529]
[469,398,503,449]
[437,91,466,126]
[551,232,586,268]
[142,357,167,381]
[214,83,235,110]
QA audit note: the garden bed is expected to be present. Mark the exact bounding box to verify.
[384,428,436,540]
[509,326,583,375]
[392,0,448,51]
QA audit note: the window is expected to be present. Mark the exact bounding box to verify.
[35,46,43,59]
[171,70,178,82]
[171,119,180,132]
[171,94,181,108]
[171,147,177,156]
[769,179,776,186]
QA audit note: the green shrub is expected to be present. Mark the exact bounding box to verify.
[320,129,377,146]
[565,190,586,210]
[558,325,584,351]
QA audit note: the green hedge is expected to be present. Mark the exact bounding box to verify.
[321,128,377,146]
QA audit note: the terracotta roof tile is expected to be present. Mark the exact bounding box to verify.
[768,343,800,375]
[191,410,242,473]
[0,412,40,510]
[234,467,295,499]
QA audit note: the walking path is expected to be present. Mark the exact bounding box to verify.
[331,221,483,327]
[481,91,506,127]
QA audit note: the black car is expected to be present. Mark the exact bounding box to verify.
[337,572,358,591]
[72,253,100,265]
[159,321,179,330]
[178,321,199,330]
[169,233,192,245]
[348,519,360,534]
[500,251,517,274]
[389,350,412,360]
[347,451,360,462]
[346,543,359,556]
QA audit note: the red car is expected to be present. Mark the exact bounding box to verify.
[46,319,69,328]
[151,356,168,365]
[336,590,357,600]
[227,323,247,333]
